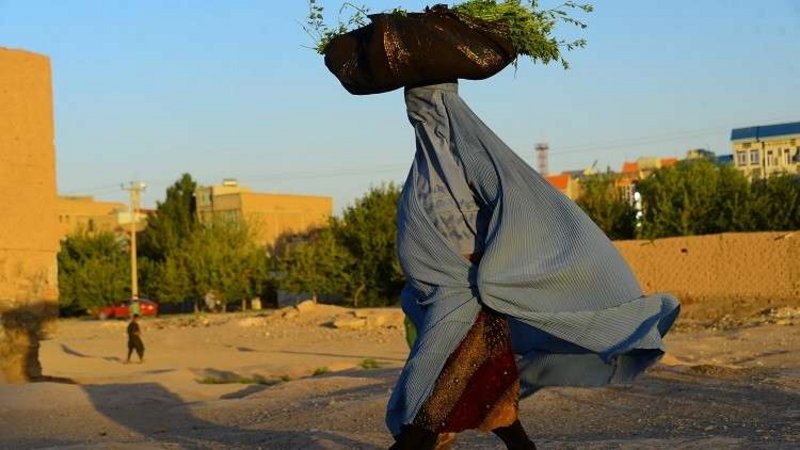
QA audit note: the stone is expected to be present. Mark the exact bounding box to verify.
[332,317,367,330]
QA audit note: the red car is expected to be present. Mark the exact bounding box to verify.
[97,299,158,320]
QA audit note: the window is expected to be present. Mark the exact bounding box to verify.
[736,151,747,166]
[749,149,760,166]
[766,150,773,166]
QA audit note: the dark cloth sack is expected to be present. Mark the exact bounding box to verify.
[324,5,516,95]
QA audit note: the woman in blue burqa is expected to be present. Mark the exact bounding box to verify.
[387,81,679,449]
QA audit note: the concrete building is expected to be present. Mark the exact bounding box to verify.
[56,196,128,238]
[615,156,679,204]
[196,180,332,247]
[731,122,800,179]
[0,48,59,382]
[545,172,583,200]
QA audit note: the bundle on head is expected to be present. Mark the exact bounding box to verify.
[323,4,516,95]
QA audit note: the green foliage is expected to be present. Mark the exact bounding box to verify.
[637,159,800,239]
[637,159,721,238]
[304,0,369,53]
[312,366,331,376]
[305,0,592,68]
[749,175,800,231]
[274,226,354,302]
[57,231,130,315]
[274,183,403,307]
[359,358,382,369]
[454,0,591,68]
[332,183,404,306]
[138,173,198,261]
[575,173,636,240]
[179,216,270,311]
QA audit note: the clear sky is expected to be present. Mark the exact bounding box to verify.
[1,1,798,212]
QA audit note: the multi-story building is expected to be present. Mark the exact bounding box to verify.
[731,121,800,179]
[195,179,332,247]
[615,156,679,204]
[56,196,127,238]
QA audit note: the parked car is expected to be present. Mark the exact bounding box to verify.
[97,298,158,320]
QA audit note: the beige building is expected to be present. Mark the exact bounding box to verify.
[56,196,128,238]
[196,180,332,247]
[0,48,59,382]
[615,157,679,204]
[731,122,800,179]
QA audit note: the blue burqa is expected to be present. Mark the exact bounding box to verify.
[386,83,680,435]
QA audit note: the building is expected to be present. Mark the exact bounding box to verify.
[731,121,800,179]
[615,156,679,204]
[195,179,332,247]
[544,172,582,200]
[56,196,128,238]
[0,48,59,382]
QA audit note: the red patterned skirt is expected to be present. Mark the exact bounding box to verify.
[413,308,520,433]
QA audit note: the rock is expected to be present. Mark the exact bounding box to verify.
[282,310,299,320]
[296,300,317,314]
[237,317,263,327]
[366,314,388,328]
[332,317,367,330]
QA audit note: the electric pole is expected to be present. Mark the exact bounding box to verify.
[123,181,146,299]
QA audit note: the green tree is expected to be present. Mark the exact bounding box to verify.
[750,174,800,231]
[638,159,721,238]
[575,173,636,240]
[181,216,269,312]
[272,184,404,307]
[137,173,198,306]
[138,173,198,261]
[274,226,353,302]
[331,183,404,306]
[712,165,754,232]
[57,231,130,316]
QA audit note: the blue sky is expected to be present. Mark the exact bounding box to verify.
[1,1,798,212]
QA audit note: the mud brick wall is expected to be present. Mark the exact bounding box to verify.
[0,48,59,382]
[615,231,800,321]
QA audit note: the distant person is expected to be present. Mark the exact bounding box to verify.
[204,291,217,313]
[126,314,145,364]
[130,298,141,317]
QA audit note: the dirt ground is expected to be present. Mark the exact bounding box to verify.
[0,302,797,450]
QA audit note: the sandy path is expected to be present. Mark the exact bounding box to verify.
[1,305,797,449]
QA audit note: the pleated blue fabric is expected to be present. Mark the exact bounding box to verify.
[386,82,680,436]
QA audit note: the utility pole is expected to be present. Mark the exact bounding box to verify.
[122,181,146,299]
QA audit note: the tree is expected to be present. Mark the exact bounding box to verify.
[180,216,269,312]
[637,159,721,238]
[272,183,404,307]
[57,231,130,315]
[137,173,198,306]
[331,183,404,306]
[274,226,353,302]
[575,173,636,240]
[138,173,198,261]
[750,174,800,231]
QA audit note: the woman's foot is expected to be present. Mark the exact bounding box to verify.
[492,420,537,450]
[389,425,439,450]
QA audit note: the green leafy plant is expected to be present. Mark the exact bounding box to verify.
[359,358,382,369]
[303,0,370,54]
[304,0,592,68]
[312,366,331,376]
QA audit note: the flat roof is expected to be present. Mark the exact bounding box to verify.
[731,121,800,141]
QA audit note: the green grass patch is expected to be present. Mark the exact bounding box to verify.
[359,358,383,370]
[312,366,330,376]
[197,374,274,385]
